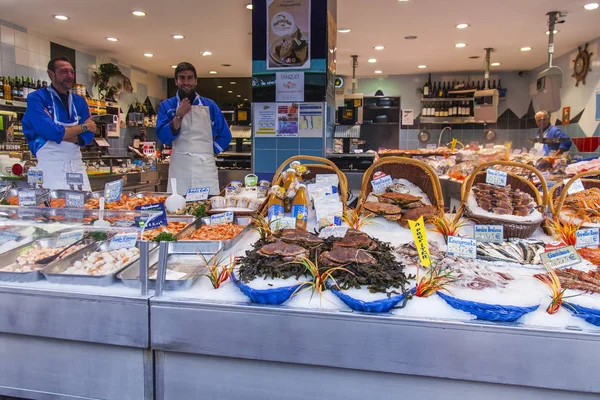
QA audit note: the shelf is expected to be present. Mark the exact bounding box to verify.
[0,99,27,109]
[362,122,399,126]
[363,105,400,110]
[420,116,477,124]
[421,97,474,102]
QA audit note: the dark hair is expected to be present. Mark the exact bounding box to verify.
[47,56,71,71]
[174,62,197,79]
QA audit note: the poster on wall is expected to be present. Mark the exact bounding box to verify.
[276,71,305,101]
[267,0,311,70]
[255,103,277,136]
[596,92,600,121]
[402,109,414,126]
[277,103,299,137]
[298,103,323,137]
[562,106,571,125]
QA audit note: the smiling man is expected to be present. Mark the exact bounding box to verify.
[156,62,232,195]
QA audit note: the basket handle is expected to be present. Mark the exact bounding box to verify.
[551,169,600,218]
[271,155,338,186]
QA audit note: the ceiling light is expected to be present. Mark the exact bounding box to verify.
[236,95,241,97]
[456,23,470,29]
[131,10,146,17]
[202,51,212,56]
[404,35,417,40]
[53,14,69,21]
[143,53,153,57]
[374,70,383,74]
[417,65,427,69]
[230,81,237,84]
[172,34,185,39]
[491,62,501,66]
[217,85,223,89]
[338,28,351,33]
[397,0,409,2]
[584,3,599,10]
[374,45,385,50]
[546,30,559,35]
[106,37,118,42]
[455,43,467,48]
[209,71,218,74]
[244,98,248,101]
[368,58,377,63]
[171,65,177,68]
[246,3,253,9]
[520,46,532,52]
[228,90,233,93]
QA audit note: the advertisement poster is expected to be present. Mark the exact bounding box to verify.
[255,103,277,136]
[276,71,305,102]
[267,0,311,70]
[402,109,414,126]
[298,103,323,137]
[277,103,299,137]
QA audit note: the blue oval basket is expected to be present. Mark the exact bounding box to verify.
[231,272,303,305]
[330,286,416,313]
[564,302,600,327]
[437,292,539,322]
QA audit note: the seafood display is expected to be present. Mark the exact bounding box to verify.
[546,268,600,294]
[85,195,167,211]
[0,243,88,273]
[477,240,546,265]
[62,247,140,276]
[561,188,600,225]
[181,223,245,241]
[471,183,536,217]
[142,221,189,241]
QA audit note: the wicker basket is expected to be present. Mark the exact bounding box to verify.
[329,286,415,313]
[458,160,548,239]
[437,292,539,322]
[549,170,600,222]
[356,156,444,214]
[564,302,600,327]
[231,272,303,305]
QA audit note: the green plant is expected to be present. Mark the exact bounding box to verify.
[131,98,148,114]
[415,265,456,297]
[198,253,235,289]
[93,63,133,100]
[291,255,354,302]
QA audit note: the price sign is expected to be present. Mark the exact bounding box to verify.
[576,228,600,249]
[186,187,210,202]
[27,169,43,187]
[370,174,393,195]
[55,230,84,248]
[408,216,431,267]
[104,179,123,203]
[319,226,349,239]
[474,225,504,243]
[447,236,477,259]
[426,144,437,150]
[135,203,168,230]
[18,190,36,206]
[66,192,85,209]
[541,245,582,269]
[485,169,508,187]
[66,173,84,191]
[566,178,585,195]
[109,233,139,250]
[210,211,234,225]
[0,231,21,245]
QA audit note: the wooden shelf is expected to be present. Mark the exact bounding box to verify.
[363,105,400,110]
[420,97,474,102]
[420,116,477,124]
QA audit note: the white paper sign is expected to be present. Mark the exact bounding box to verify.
[402,109,414,125]
[0,231,21,245]
[27,169,43,187]
[66,173,84,191]
[566,178,585,195]
[186,188,210,202]
[109,233,138,250]
[541,245,582,269]
[371,175,393,195]
[255,103,277,136]
[447,236,477,259]
[474,225,504,243]
[576,228,600,249]
[426,144,437,150]
[55,230,84,248]
[66,192,85,209]
[276,72,305,102]
[18,190,36,206]
[485,169,508,187]
[319,226,349,239]
[210,211,235,225]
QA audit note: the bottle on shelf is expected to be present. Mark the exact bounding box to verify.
[497,79,503,96]
[431,82,437,98]
[36,80,42,90]
[4,77,11,101]
[267,186,285,222]
[438,82,444,98]
[292,184,309,230]
[423,73,431,98]
[492,80,497,89]
[0,77,4,100]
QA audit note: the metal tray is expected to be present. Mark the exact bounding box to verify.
[4,188,51,206]
[0,237,96,283]
[132,191,172,197]
[117,249,208,291]
[0,226,37,255]
[49,190,93,202]
[141,215,197,240]
[174,216,252,252]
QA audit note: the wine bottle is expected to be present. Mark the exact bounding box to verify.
[423,73,431,98]
[439,82,445,98]
[497,79,502,96]
[36,80,42,90]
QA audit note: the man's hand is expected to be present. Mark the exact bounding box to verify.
[171,98,192,131]
[83,118,97,133]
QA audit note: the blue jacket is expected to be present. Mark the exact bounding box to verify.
[543,125,572,155]
[22,87,93,156]
[156,92,231,154]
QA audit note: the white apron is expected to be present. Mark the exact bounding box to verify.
[167,95,220,196]
[36,87,91,191]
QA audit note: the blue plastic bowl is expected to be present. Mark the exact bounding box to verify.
[565,302,600,327]
[330,286,416,313]
[437,292,539,322]
[231,272,303,305]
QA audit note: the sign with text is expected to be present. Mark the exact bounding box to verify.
[210,211,235,225]
[0,231,21,245]
[109,233,139,250]
[408,216,431,267]
[485,168,508,187]
[135,203,168,230]
[541,245,582,269]
[276,72,305,102]
[447,236,477,259]
[104,180,123,203]
[474,225,504,243]
[66,173,84,191]
[576,228,600,249]
[565,178,585,195]
[18,190,36,206]
[267,0,311,70]
[66,192,85,209]
[55,230,84,248]
[319,225,348,239]
[370,175,393,195]
[186,188,210,202]
[27,169,43,188]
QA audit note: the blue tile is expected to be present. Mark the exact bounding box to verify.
[400,130,408,140]
[254,137,277,150]
[254,150,278,173]
[276,137,299,150]
[276,149,301,167]
[299,137,323,151]
[1,43,15,63]
[301,149,323,158]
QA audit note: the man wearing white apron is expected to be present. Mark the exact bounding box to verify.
[156,62,232,195]
[23,56,96,190]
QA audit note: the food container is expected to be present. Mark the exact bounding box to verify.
[4,188,51,206]
[249,199,263,211]
[236,197,251,209]
[225,196,238,208]
[245,174,258,188]
[211,196,226,209]
[257,186,269,199]
[259,180,271,188]
[230,180,243,189]
[175,216,251,252]
[225,186,238,197]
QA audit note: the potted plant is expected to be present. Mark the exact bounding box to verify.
[93,63,133,101]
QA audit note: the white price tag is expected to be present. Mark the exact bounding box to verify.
[66,173,84,191]
[27,169,43,187]
[473,225,504,243]
[426,144,437,150]
[370,175,393,194]
[566,178,585,195]
[210,211,234,225]
[18,190,36,206]
[276,216,297,230]
[0,231,21,245]
[541,245,582,269]
[576,228,600,249]
[104,179,123,203]
[186,187,210,202]
[109,233,138,250]
[66,192,85,209]
[55,230,84,248]
[485,169,508,187]
[319,226,349,239]
[447,236,477,259]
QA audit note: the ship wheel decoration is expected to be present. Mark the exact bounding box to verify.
[572,42,593,87]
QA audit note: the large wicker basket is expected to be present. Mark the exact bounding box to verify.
[549,170,600,222]
[459,160,548,239]
[356,156,444,214]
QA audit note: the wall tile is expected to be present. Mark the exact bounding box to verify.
[1,61,15,77]
[27,51,38,69]
[276,137,299,150]
[38,38,50,56]
[14,46,26,66]
[299,137,323,151]
[15,64,29,77]
[276,149,301,167]
[1,43,15,63]
[0,26,14,46]
[27,34,38,53]
[254,137,277,150]
[301,149,323,158]
[254,149,277,173]
[14,30,27,50]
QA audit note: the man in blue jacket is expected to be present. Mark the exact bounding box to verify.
[23,56,96,190]
[156,62,231,195]
[535,110,572,156]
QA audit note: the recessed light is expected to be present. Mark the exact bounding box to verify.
[53,14,69,21]
[374,70,383,74]
[131,10,146,17]
[172,34,185,39]
[338,28,351,33]
[236,95,241,97]
[230,81,237,84]
[455,43,467,48]
[228,90,233,93]
[417,65,427,69]
[368,58,377,63]
[246,3,253,9]
[491,62,501,66]
[546,30,559,35]
[143,53,153,57]
[374,45,385,50]
[456,23,470,29]
[209,71,218,74]
[404,35,417,40]
[202,51,212,56]
[584,3,599,10]
[397,0,409,2]
[106,37,118,42]
[520,46,532,52]
[217,85,223,89]
[171,65,177,68]
[244,98,248,101]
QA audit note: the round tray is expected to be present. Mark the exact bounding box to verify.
[437,291,539,322]
[330,286,415,313]
[564,302,600,327]
[231,272,303,305]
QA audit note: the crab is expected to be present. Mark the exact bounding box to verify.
[257,241,309,262]
[375,192,423,207]
[319,245,377,267]
[278,229,324,247]
[399,205,438,228]
[387,183,410,194]
[362,201,403,220]
[335,232,377,250]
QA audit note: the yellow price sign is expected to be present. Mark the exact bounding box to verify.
[408,215,431,268]
[450,138,458,151]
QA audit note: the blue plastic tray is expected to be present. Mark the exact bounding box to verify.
[330,286,415,313]
[231,272,304,305]
[565,302,600,327]
[437,292,539,322]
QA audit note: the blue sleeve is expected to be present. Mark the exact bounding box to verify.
[556,127,572,151]
[156,101,179,145]
[210,102,231,154]
[75,97,93,146]
[23,92,65,143]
